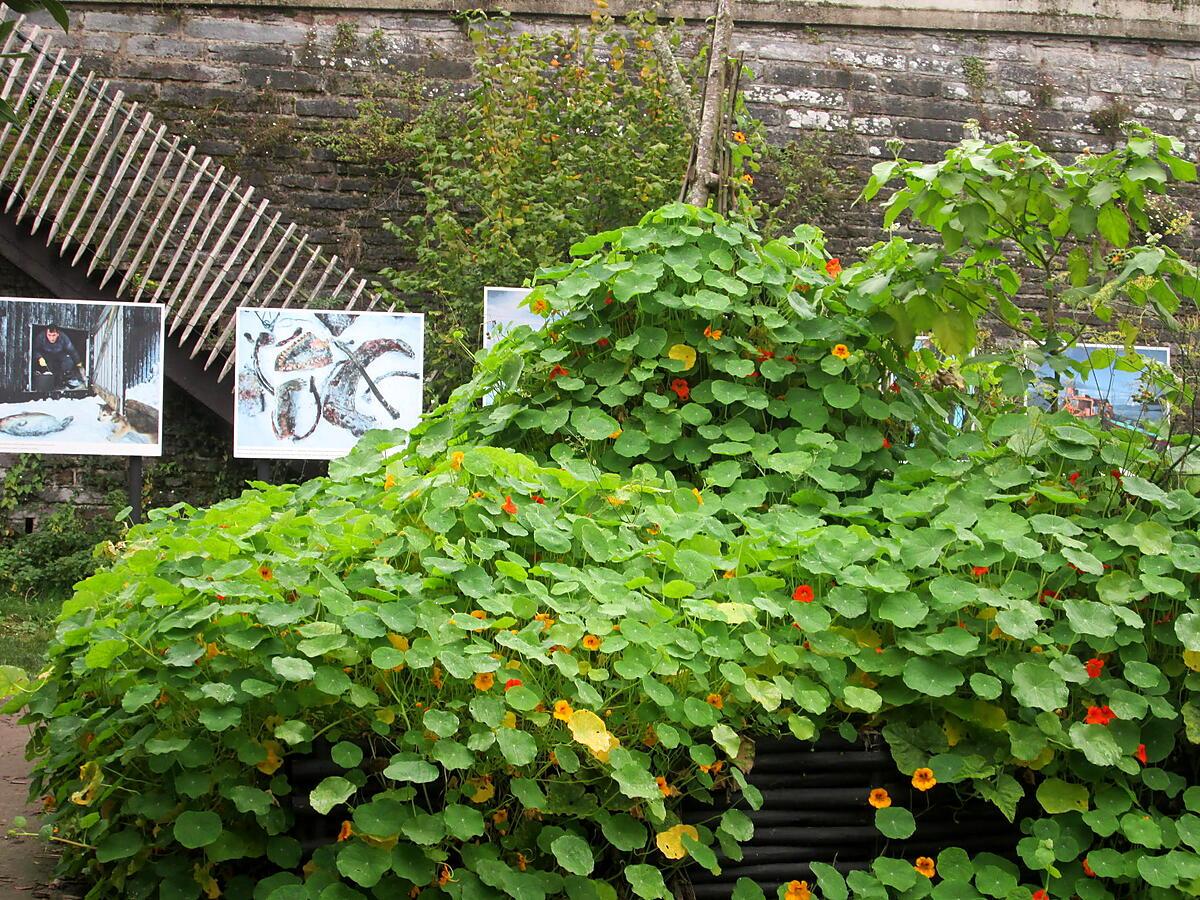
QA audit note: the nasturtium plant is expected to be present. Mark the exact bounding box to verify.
[9,129,1200,900]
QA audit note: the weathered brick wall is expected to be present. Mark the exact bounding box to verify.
[4,1,1200,534]
[32,2,1200,274]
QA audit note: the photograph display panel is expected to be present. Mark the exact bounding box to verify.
[0,297,165,456]
[483,286,540,348]
[1028,343,1171,438]
[234,308,424,460]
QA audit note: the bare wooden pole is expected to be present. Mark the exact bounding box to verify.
[684,0,735,208]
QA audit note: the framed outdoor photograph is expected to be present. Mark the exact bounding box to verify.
[234,308,425,460]
[0,297,165,456]
[483,286,540,348]
[1027,342,1171,438]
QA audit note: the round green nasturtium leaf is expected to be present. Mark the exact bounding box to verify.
[331,741,364,769]
[625,863,671,899]
[601,813,647,851]
[1036,778,1089,814]
[336,840,393,888]
[271,657,315,682]
[1011,661,1068,711]
[551,833,595,876]
[96,830,144,863]
[901,657,963,697]
[310,776,356,816]
[174,810,223,849]
[823,382,861,410]
[875,806,916,839]
[443,803,485,840]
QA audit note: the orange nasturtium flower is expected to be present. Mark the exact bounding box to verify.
[706,693,724,710]
[691,487,704,506]
[531,297,549,315]
[450,451,464,470]
[337,820,353,842]
[581,634,602,651]
[384,473,396,490]
[553,700,573,721]
[501,495,518,515]
[831,343,850,360]
[732,130,746,143]
[911,768,937,791]
[656,776,679,797]
[259,565,273,581]
[868,788,892,809]
[826,257,843,278]
[740,173,753,185]
[784,881,812,900]
[914,857,936,879]
[703,325,723,340]
[473,672,495,691]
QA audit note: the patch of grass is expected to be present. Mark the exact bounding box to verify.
[0,592,59,672]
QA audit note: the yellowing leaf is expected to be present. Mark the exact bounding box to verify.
[69,760,102,806]
[1185,649,1200,671]
[655,824,699,860]
[468,777,495,803]
[256,740,283,776]
[568,710,613,755]
[375,708,396,725]
[668,344,697,370]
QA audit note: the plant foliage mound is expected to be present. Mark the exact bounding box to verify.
[13,130,1200,900]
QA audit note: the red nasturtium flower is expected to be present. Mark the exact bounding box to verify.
[1033,891,1049,900]
[882,437,892,449]
[504,678,522,691]
[670,378,690,401]
[532,495,545,504]
[1068,471,1081,485]
[1085,705,1116,726]
[971,566,989,577]
[825,257,842,278]
[756,348,774,362]
[1135,743,1148,764]
[1110,468,1123,480]
[548,365,569,380]
[1085,657,1104,678]
[597,337,609,348]
[793,584,815,603]
[1082,858,1096,877]
[501,495,518,515]
[259,565,273,581]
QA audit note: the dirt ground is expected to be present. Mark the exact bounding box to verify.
[0,715,70,897]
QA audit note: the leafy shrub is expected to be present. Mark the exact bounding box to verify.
[0,504,117,600]
[11,130,1200,900]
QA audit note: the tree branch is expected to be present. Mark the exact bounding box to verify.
[685,0,735,208]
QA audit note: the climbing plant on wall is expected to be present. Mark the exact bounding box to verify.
[9,129,1200,900]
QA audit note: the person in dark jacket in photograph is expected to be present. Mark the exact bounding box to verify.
[34,324,85,390]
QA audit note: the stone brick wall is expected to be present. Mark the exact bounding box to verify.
[29,1,1200,275]
[4,0,1200,536]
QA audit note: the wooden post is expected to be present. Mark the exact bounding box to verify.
[127,456,143,524]
[256,459,271,482]
[684,0,736,209]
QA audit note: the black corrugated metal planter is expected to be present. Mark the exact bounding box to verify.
[679,733,1025,898]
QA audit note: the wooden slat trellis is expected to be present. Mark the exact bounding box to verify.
[0,9,384,377]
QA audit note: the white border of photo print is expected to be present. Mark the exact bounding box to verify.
[234,307,425,460]
[0,296,165,456]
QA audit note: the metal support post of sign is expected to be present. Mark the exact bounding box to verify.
[127,455,143,524]
[256,459,271,482]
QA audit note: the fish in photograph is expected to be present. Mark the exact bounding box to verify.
[323,337,420,437]
[272,377,321,441]
[275,328,334,372]
[0,411,74,436]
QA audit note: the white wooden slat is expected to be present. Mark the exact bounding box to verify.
[17,69,94,223]
[276,245,322,311]
[31,76,108,234]
[5,53,77,207]
[190,208,282,356]
[342,279,368,312]
[0,25,44,108]
[215,229,307,378]
[157,173,242,313]
[168,184,257,335]
[143,163,226,304]
[300,254,339,312]
[88,121,168,275]
[177,196,269,344]
[0,31,53,165]
[204,219,294,369]
[324,268,353,309]
[70,108,155,266]
[100,134,180,289]
[125,149,206,298]
[47,89,127,245]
